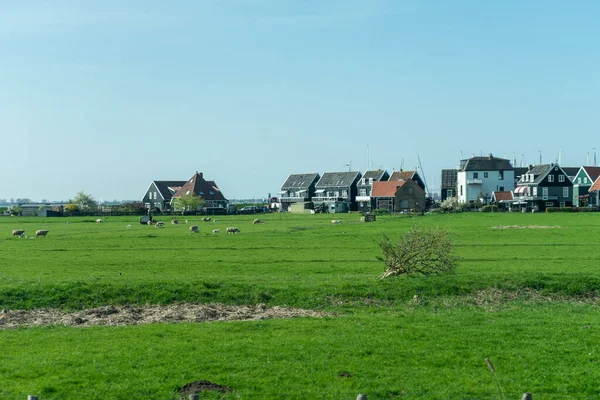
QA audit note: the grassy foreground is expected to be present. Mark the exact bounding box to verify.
[1,212,600,398]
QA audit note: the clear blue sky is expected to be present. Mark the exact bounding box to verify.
[2,0,599,202]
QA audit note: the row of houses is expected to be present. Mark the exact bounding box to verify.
[279,170,426,213]
[440,154,600,211]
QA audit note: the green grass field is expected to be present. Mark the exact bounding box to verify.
[2,212,600,399]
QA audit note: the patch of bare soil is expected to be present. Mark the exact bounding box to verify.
[492,225,562,229]
[177,380,233,396]
[0,304,326,329]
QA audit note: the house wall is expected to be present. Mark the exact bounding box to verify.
[393,181,426,212]
[142,183,169,210]
[572,169,593,206]
[457,170,515,204]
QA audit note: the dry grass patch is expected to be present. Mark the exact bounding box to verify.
[0,304,326,329]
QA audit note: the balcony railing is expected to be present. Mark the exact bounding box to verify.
[280,197,309,203]
[466,179,483,185]
[312,196,345,202]
[518,195,558,201]
[355,196,371,202]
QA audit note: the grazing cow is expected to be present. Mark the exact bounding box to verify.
[12,229,25,238]
[253,219,264,224]
[155,221,164,228]
[226,227,240,234]
[96,218,103,223]
[189,225,199,233]
[36,230,49,238]
[212,229,220,234]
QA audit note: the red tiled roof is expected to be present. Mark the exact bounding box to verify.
[493,191,513,201]
[173,172,227,201]
[583,166,600,182]
[590,176,600,192]
[372,181,406,197]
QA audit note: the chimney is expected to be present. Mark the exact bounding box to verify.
[196,171,203,179]
[488,153,493,159]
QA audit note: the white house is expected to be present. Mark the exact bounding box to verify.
[457,154,515,204]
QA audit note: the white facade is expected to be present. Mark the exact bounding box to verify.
[457,169,515,204]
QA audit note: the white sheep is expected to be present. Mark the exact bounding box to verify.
[36,230,49,238]
[212,229,220,234]
[226,227,240,234]
[155,221,164,228]
[190,225,199,233]
[96,218,103,223]
[12,229,25,238]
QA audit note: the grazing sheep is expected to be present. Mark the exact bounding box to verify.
[155,221,164,228]
[185,220,188,224]
[331,220,342,224]
[226,227,240,234]
[189,225,199,233]
[202,217,211,222]
[213,219,218,222]
[147,220,153,225]
[171,219,178,225]
[36,230,49,238]
[96,218,103,223]
[126,224,131,228]
[253,219,264,224]
[212,229,220,234]
[12,229,25,238]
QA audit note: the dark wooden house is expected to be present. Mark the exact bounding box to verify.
[356,169,389,213]
[313,171,362,213]
[143,181,186,211]
[514,164,573,211]
[440,169,457,201]
[389,170,426,191]
[279,173,320,211]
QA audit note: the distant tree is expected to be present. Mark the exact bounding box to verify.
[173,193,205,214]
[71,191,97,210]
[64,204,79,213]
[124,201,148,213]
[377,226,458,279]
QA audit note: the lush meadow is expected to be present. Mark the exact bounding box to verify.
[2,212,600,398]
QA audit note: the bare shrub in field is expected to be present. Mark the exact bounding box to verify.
[377,226,457,279]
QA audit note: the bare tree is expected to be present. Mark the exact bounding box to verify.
[377,226,458,279]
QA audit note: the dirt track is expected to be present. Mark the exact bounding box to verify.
[0,304,326,329]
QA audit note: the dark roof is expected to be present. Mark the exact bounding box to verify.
[562,167,580,178]
[582,166,600,182]
[153,181,186,200]
[316,172,361,188]
[459,155,513,171]
[389,170,416,181]
[281,173,320,190]
[173,172,227,201]
[362,169,388,181]
[520,164,572,185]
[441,169,457,189]
[513,167,528,177]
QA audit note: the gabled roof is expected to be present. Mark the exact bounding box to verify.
[441,169,457,189]
[581,166,600,183]
[562,167,580,178]
[152,181,186,200]
[281,173,320,190]
[173,172,226,201]
[372,181,406,197]
[520,164,572,185]
[459,155,513,171]
[492,191,514,201]
[590,176,600,192]
[316,172,361,188]
[389,170,416,181]
[362,169,388,181]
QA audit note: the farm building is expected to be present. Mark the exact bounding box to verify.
[514,164,573,211]
[142,181,186,211]
[356,169,389,213]
[279,173,320,212]
[171,172,228,210]
[572,166,600,206]
[371,179,425,213]
[440,169,457,201]
[313,171,362,213]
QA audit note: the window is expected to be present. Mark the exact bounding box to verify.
[359,189,366,196]
[546,202,554,206]
[209,191,215,195]
[342,190,348,198]
[484,172,488,178]
[499,171,504,180]
[408,187,413,195]
[473,172,479,179]
[499,186,504,191]
[560,202,565,207]
[578,178,581,184]
[460,185,463,196]
[584,177,588,184]
[548,175,554,183]
[542,187,548,198]
[559,175,565,182]
[199,191,204,195]
[563,187,569,198]
[533,187,537,196]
